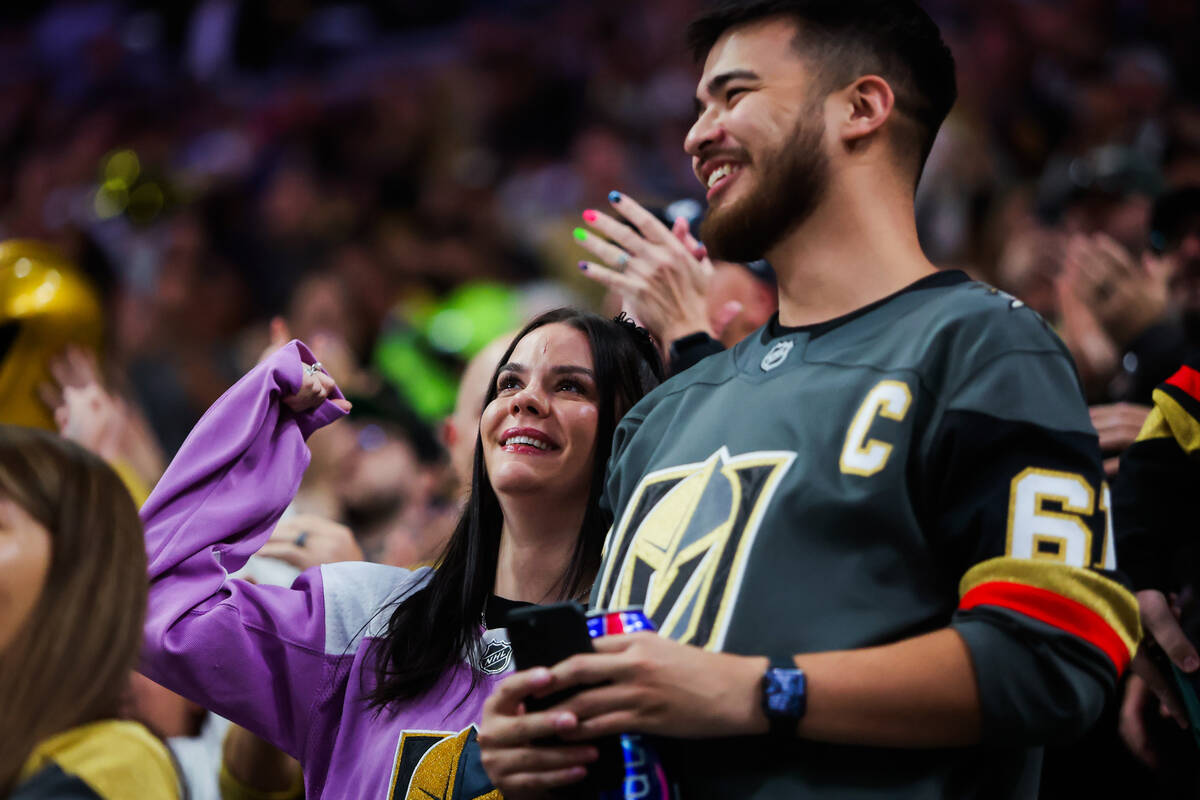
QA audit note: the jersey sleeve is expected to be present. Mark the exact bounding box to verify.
[918,314,1141,744]
[1112,355,1200,591]
[138,341,348,759]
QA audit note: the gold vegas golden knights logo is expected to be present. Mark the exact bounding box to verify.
[594,447,795,651]
[387,727,501,800]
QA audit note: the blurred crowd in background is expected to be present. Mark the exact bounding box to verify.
[3,0,1200,797]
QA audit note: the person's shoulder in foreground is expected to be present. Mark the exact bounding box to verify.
[12,720,179,800]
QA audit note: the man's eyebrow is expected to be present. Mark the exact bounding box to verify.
[695,69,761,111]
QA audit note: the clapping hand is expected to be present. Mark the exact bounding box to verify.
[573,192,741,359]
[1063,233,1171,348]
[38,346,129,462]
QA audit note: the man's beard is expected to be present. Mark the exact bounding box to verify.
[700,109,829,264]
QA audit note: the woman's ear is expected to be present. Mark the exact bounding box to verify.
[836,75,895,146]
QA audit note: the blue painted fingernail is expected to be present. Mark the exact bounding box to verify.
[608,190,621,203]
[578,261,589,271]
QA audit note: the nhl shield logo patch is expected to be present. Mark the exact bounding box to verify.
[480,636,513,675]
[760,340,794,372]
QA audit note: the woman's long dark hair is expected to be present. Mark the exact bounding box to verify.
[368,308,663,708]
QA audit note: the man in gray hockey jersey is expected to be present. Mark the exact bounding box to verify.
[479,2,1142,797]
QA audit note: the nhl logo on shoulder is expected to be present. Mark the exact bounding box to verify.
[760,340,794,372]
[480,637,513,675]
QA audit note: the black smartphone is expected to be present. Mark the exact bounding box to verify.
[503,602,622,792]
[504,601,595,712]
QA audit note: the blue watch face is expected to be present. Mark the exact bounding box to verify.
[765,668,806,717]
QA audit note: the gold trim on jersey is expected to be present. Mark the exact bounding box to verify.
[959,557,1141,658]
[1147,387,1200,454]
[595,447,795,651]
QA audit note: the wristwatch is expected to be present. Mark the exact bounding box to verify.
[761,656,806,736]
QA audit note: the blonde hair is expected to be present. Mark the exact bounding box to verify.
[0,425,147,793]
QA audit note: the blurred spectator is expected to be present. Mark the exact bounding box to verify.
[0,426,179,798]
[1,0,1199,793]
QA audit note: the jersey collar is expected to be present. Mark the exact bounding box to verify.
[765,270,972,342]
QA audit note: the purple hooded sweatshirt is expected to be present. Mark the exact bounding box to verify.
[139,342,510,799]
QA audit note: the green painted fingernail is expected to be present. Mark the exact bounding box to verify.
[572,227,587,242]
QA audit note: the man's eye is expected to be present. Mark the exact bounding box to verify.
[726,87,747,102]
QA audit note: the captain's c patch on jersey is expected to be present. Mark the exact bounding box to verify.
[594,447,794,651]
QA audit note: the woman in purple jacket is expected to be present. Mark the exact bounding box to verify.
[139,308,663,799]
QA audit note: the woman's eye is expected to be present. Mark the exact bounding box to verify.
[497,377,521,392]
[557,380,582,393]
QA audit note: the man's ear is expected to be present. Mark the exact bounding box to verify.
[836,75,895,146]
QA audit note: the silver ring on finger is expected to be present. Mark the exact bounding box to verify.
[615,251,630,269]
[304,361,324,376]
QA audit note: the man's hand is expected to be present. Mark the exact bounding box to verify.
[1088,403,1150,476]
[1064,233,1170,348]
[259,514,364,570]
[552,633,766,740]
[1129,589,1199,730]
[574,192,731,358]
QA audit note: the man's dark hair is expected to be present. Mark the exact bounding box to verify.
[687,0,957,182]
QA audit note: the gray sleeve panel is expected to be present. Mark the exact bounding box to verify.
[318,562,433,655]
[945,349,1094,434]
[935,301,1093,434]
[952,607,1113,746]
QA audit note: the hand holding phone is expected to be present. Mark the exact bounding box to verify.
[503,602,623,793]
[504,602,596,711]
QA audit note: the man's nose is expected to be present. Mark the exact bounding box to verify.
[685,106,722,158]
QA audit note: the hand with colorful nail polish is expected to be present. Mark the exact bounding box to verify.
[572,191,723,361]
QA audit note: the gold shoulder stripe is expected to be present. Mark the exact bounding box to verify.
[960,557,1141,658]
[1134,403,1172,443]
[1151,388,1200,454]
[20,720,180,800]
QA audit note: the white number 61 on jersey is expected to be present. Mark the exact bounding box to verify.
[1006,468,1116,570]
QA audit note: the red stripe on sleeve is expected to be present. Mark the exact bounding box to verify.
[1167,365,1200,404]
[959,581,1130,674]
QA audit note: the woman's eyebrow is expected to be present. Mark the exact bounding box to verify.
[498,363,595,379]
[550,365,595,379]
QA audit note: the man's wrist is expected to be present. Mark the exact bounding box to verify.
[722,654,772,735]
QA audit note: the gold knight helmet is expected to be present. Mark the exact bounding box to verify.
[0,240,103,429]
